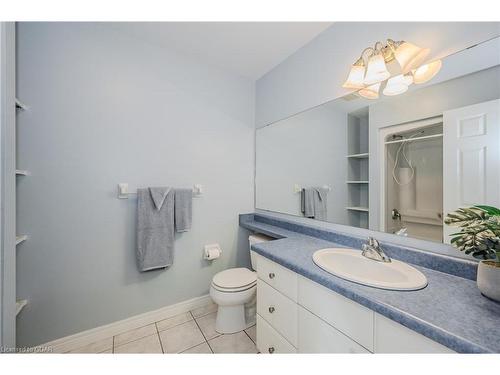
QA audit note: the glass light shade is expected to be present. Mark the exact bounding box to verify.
[383,74,409,96]
[403,74,414,85]
[364,53,390,85]
[343,64,366,89]
[394,42,430,73]
[358,82,381,99]
[413,60,442,84]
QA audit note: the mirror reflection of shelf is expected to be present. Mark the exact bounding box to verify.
[346,153,369,159]
[347,108,370,229]
[346,206,369,212]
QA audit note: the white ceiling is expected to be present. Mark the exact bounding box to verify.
[107,22,333,79]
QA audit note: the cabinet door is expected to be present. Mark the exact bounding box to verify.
[255,253,298,301]
[443,99,500,243]
[298,276,374,351]
[298,306,370,353]
[256,314,296,354]
[257,279,298,346]
[374,313,454,353]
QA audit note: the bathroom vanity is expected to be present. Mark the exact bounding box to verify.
[241,213,500,354]
[253,251,452,353]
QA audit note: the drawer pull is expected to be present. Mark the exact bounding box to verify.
[268,272,275,279]
[268,347,275,354]
[268,306,275,313]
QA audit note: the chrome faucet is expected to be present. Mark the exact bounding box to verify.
[361,237,391,263]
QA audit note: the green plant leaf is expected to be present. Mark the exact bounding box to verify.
[475,205,500,216]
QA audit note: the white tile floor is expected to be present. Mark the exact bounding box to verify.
[68,304,257,354]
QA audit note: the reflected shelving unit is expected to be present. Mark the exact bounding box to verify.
[346,108,370,229]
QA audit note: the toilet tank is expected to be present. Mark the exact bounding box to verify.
[248,233,273,270]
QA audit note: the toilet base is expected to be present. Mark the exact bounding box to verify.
[215,304,247,334]
[211,286,256,334]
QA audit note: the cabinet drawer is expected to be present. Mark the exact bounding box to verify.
[257,279,298,346]
[254,252,297,301]
[298,276,374,351]
[298,306,370,353]
[374,313,455,353]
[256,314,297,354]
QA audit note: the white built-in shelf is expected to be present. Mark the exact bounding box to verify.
[346,206,369,212]
[15,98,28,112]
[346,153,369,159]
[16,300,28,316]
[346,181,369,184]
[16,169,29,176]
[16,235,28,245]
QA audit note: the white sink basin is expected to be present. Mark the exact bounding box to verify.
[312,248,427,291]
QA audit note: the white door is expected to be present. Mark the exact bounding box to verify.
[443,99,500,243]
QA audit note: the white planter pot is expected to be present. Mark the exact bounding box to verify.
[477,260,500,302]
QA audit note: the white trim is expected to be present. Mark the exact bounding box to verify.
[39,294,213,353]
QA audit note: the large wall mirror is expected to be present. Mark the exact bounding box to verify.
[256,36,500,245]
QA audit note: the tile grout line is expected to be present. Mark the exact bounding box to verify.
[243,328,256,345]
[113,312,195,351]
[154,322,165,354]
[190,310,214,354]
[156,312,195,333]
[113,331,159,351]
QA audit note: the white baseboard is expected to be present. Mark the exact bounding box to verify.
[40,294,213,353]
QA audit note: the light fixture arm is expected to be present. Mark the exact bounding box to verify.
[356,47,375,66]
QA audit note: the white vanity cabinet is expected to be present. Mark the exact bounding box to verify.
[252,251,454,354]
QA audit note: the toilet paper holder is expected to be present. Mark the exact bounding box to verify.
[204,243,222,261]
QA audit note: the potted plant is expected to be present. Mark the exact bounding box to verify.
[445,205,500,302]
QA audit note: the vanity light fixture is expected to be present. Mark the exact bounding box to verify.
[343,57,366,89]
[343,39,442,99]
[358,82,381,99]
[413,59,443,84]
[383,74,409,96]
[364,45,391,85]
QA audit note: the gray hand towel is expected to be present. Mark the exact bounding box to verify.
[137,187,174,272]
[313,187,328,221]
[303,188,315,218]
[149,187,170,211]
[300,188,306,215]
[175,188,193,232]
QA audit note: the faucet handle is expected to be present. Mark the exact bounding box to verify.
[368,237,379,248]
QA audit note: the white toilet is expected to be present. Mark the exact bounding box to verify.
[210,234,271,334]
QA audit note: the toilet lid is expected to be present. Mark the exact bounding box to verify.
[212,268,257,290]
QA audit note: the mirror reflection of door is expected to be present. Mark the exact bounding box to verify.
[443,99,500,243]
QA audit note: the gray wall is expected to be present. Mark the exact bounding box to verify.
[15,23,255,346]
[368,65,500,230]
[256,22,500,128]
[256,105,347,224]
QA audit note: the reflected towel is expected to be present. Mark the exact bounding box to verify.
[303,188,316,218]
[313,187,328,221]
[302,187,328,220]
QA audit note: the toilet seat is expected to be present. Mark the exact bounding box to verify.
[212,268,256,292]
